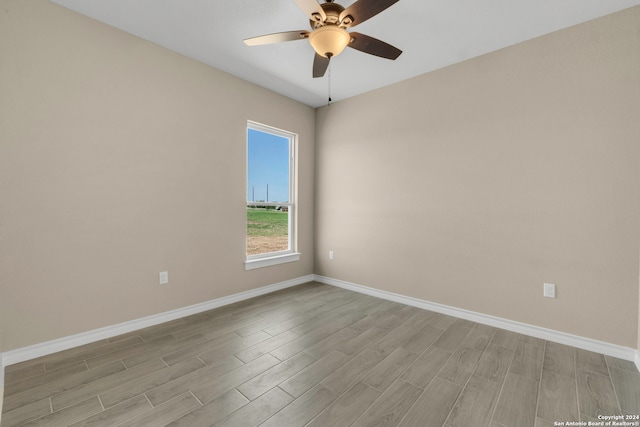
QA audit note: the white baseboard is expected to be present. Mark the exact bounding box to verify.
[0,274,314,369]
[1,271,637,393]
[314,275,639,364]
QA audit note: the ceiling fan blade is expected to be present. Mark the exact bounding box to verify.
[348,32,402,59]
[339,0,399,27]
[244,30,309,46]
[294,0,326,22]
[313,53,330,78]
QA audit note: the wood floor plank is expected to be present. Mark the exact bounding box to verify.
[400,346,452,389]
[352,379,423,427]
[1,398,51,427]
[576,370,621,419]
[4,362,45,385]
[400,325,445,355]
[279,350,350,397]
[191,354,281,404]
[122,333,208,367]
[4,361,88,397]
[362,347,418,391]
[491,329,520,350]
[51,358,166,411]
[493,373,539,427]
[398,377,462,427]
[464,324,497,351]
[271,312,366,361]
[289,299,366,337]
[371,313,442,357]
[162,332,253,365]
[347,295,386,314]
[370,306,420,331]
[446,375,501,427]
[336,327,390,356]
[3,360,126,413]
[453,318,476,329]
[99,357,205,408]
[429,313,458,330]
[85,334,176,369]
[125,392,201,427]
[113,318,187,343]
[232,330,299,363]
[536,370,579,423]
[262,297,353,336]
[301,327,360,359]
[46,336,143,372]
[609,366,640,414]
[170,312,258,342]
[307,381,381,427]
[144,354,245,406]
[605,356,639,373]
[520,335,546,348]
[321,348,387,395]
[432,323,473,352]
[69,394,151,426]
[379,311,434,338]
[510,342,544,381]
[534,417,556,427]
[237,352,316,400]
[212,387,293,427]
[169,389,249,427]
[437,346,484,387]
[262,314,318,337]
[475,343,514,383]
[397,310,435,328]
[543,341,575,379]
[259,385,338,427]
[196,333,275,366]
[22,396,103,427]
[575,349,609,376]
[233,310,301,338]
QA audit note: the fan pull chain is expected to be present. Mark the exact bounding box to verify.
[327,65,332,106]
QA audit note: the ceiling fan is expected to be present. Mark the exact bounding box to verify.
[243,0,402,78]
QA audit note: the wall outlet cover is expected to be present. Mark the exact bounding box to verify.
[543,283,556,298]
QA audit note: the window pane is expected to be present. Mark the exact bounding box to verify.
[246,206,289,256]
[246,124,293,258]
[247,128,289,203]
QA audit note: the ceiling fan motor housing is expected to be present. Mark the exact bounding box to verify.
[310,1,346,28]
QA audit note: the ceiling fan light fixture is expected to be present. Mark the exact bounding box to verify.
[309,25,350,58]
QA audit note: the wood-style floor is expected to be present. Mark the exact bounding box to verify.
[2,282,639,426]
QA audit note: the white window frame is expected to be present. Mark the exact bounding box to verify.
[245,121,299,270]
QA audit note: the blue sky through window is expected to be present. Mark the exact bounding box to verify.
[247,128,289,203]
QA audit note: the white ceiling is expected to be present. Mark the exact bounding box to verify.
[51,0,640,108]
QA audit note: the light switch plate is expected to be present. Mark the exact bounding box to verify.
[159,271,169,285]
[543,283,555,298]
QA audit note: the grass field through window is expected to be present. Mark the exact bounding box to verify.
[246,208,289,255]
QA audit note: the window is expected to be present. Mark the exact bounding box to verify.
[245,121,299,270]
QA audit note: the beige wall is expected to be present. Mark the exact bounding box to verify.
[0,0,315,352]
[315,7,640,348]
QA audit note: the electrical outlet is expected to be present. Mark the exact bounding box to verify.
[543,283,555,298]
[159,271,169,285]
[329,250,334,260]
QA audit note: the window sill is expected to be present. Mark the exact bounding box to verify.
[245,252,301,270]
